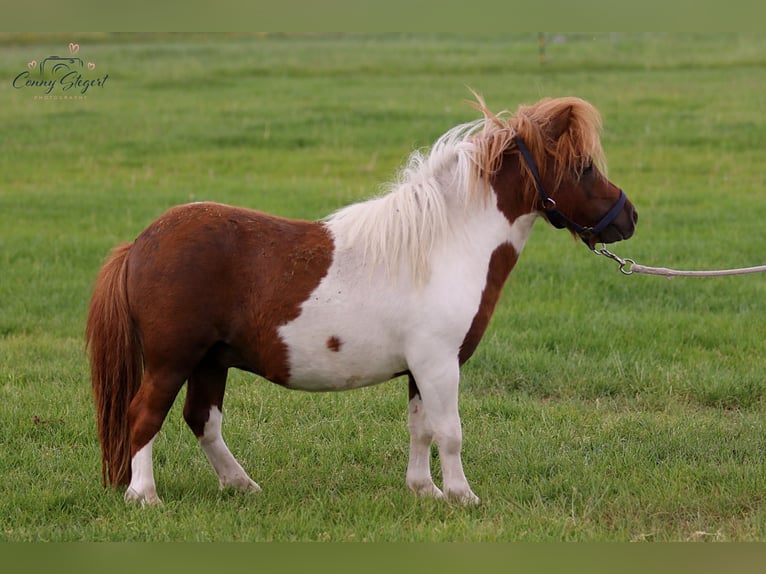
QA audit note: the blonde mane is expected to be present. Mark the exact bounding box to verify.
[325,93,606,283]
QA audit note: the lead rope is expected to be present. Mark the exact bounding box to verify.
[594,245,766,277]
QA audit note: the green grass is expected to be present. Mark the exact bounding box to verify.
[1,33,766,541]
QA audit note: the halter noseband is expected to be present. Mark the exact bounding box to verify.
[513,136,626,246]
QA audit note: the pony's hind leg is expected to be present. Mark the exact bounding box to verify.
[125,369,186,506]
[406,374,443,499]
[183,359,260,494]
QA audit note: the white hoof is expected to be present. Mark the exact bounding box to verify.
[408,480,445,499]
[446,488,480,506]
[124,486,163,507]
[220,475,261,494]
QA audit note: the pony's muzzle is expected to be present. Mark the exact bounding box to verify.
[597,201,638,245]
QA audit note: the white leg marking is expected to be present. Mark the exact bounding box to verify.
[124,435,162,506]
[199,406,260,493]
[406,395,443,498]
[409,359,480,505]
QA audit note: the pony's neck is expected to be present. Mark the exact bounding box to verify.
[325,132,538,285]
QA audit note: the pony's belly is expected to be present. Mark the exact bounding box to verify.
[280,342,406,391]
[276,259,410,391]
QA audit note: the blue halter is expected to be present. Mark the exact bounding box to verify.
[513,136,626,246]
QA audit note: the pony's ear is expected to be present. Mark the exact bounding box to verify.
[544,104,573,141]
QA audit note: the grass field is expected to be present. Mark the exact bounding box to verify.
[1,33,766,542]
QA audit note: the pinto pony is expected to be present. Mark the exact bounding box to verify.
[86,95,637,505]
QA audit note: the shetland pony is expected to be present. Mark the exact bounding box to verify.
[86,95,637,505]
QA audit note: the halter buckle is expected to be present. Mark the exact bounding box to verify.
[542,197,557,210]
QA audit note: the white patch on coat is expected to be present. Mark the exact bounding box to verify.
[278,200,537,391]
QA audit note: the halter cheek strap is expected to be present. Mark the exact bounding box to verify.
[513,136,626,246]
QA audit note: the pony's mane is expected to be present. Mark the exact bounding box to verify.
[325,93,606,283]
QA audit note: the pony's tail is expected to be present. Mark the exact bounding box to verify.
[85,242,142,488]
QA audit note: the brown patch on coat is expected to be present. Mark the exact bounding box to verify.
[326,336,343,352]
[458,242,519,365]
[128,202,334,387]
[88,202,335,486]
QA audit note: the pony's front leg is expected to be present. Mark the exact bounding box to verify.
[406,375,443,499]
[408,360,479,505]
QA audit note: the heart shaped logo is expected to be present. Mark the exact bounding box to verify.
[88,62,96,70]
[28,60,37,69]
[69,43,80,54]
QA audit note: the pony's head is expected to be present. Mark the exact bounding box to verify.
[472,93,637,248]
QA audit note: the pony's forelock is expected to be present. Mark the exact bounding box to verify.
[511,95,607,196]
[464,90,607,205]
